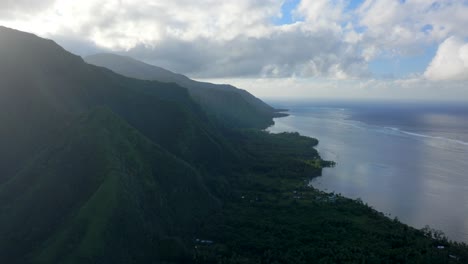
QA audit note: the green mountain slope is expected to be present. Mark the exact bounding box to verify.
[0,26,467,264]
[0,26,233,184]
[0,107,220,263]
[0,26,230,262]
[85,53,284,128]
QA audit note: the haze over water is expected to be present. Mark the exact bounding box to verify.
[268,100,468,243]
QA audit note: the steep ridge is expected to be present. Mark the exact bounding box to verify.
[0,26,234,184]
[0,27,233,263]
[0,26,230,262]
[85,53,284,128]
[2,26,467,264]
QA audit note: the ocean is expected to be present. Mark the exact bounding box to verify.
[267,100,468,243]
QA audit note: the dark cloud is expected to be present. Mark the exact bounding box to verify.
[0,0,370,78]
[125,26,369,79]
[52,34,109,57]
[1,0,466,82]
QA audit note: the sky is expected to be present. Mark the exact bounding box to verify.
[1,0,468,101]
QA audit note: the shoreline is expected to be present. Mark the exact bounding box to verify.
[195,129,468,262]
[268,105,468,244]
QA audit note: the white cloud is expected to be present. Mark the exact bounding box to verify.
[296,0,345,29]
[424,37,468,81]
[0,0,55,18]
[0,0,280,49]
[0,0,368,78]
[0,0,467,101]
[356,0,468,59]
[199,76,468,102]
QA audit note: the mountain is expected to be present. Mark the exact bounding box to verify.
[85,53,285,129]
[0,26,230,263]
[0,108,220,263]
[0,26,234,183]
[1,26,467,264]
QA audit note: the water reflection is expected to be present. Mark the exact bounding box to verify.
[268,106,468,242]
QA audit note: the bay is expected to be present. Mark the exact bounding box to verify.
[267,100,468,243]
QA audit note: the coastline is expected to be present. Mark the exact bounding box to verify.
[195,116,468,262]
[268,103,468,244]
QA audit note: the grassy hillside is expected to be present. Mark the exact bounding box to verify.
[85,53,284,129]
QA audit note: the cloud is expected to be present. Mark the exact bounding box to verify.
[0,0,367,78]
[0,0,55,18]
[200,76,468,102]
[296,0,345,27]
[424,37,468,81]
[0,0,467,87]
[356,0,468,59]
[125,23,369,78]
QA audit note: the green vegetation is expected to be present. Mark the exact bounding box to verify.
[85,53,283,129]
[0,26,466,263]
[0,108,220,263]
[194,131,468,263]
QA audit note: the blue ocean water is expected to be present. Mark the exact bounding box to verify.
[267,100,468,242]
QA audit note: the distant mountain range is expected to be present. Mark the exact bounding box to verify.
[85,53,286,129]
